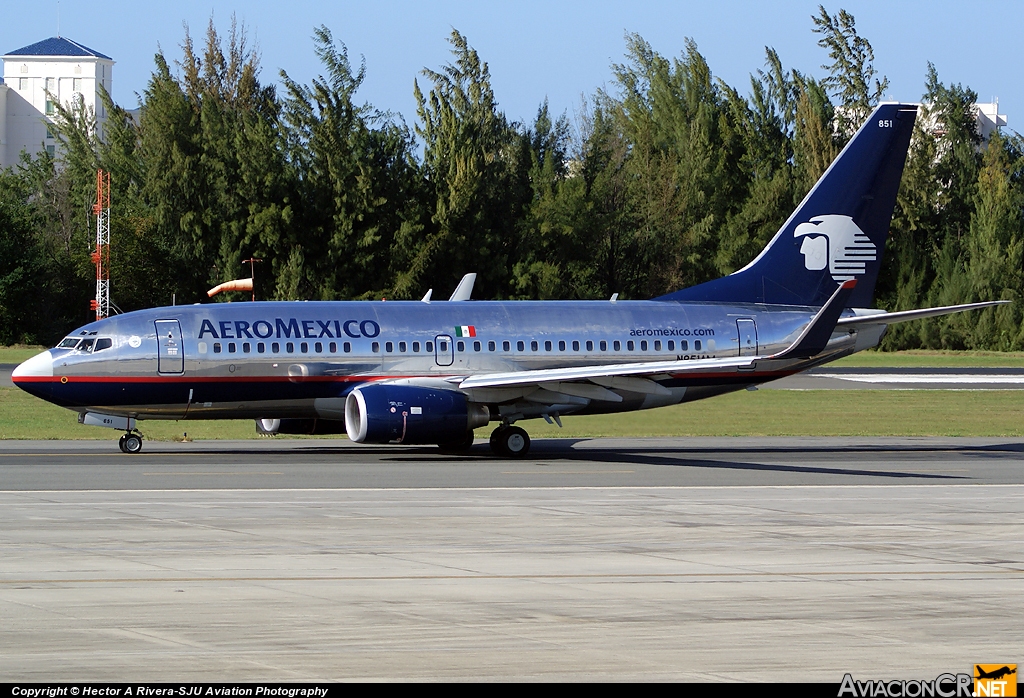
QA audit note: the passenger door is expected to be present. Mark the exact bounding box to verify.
[155,319,184,374]
[736,318,758,357]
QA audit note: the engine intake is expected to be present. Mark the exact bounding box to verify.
[345,385,489,444]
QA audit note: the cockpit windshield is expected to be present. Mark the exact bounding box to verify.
[55,337,107,352]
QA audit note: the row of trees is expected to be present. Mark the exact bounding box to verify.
[1,7,1022,349]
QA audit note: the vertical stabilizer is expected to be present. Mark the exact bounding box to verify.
[659,103,917,307]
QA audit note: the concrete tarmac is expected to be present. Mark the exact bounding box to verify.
[2,438,1023,681]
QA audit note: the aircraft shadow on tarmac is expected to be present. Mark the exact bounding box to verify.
[356,440,975,480]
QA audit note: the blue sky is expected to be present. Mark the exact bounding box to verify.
[2,1,1020,134]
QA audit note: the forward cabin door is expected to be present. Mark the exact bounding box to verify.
[155,319,185,374]
[736,319,758,357]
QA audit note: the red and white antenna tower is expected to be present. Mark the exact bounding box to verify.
[90,169,111,320]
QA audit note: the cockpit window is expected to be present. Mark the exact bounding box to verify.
[94,338,112,352]
[57,337,79,349]
[77,338,95,353]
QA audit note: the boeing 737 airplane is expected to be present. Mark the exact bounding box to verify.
[11,103,1006,456]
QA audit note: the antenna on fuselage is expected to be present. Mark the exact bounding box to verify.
[449,273,477,301]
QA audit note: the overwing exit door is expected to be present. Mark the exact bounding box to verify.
[435,334,454,366]
[737,318,758,357]
[156,319,184,374]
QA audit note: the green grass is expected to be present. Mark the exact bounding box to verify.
[0,345,47,364]
[832,349,1024,368]
[4,386,1024,440]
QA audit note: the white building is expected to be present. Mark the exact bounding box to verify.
[0,36,114,168]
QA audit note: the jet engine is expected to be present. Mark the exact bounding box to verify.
[345,384,490,444]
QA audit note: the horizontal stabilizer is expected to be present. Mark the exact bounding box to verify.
[836,300,1011,327]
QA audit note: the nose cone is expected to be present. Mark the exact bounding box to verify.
[12,350,54,381]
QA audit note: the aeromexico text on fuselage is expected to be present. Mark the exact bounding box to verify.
[198,317,381,340]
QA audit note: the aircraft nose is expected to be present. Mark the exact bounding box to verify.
[12,350,54,381]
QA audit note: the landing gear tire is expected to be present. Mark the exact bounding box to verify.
[118,434,128,452]
[490,425,530,458]
[122,433,143,454]
[437,430,475,455]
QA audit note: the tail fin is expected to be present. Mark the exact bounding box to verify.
[659,102,917,307]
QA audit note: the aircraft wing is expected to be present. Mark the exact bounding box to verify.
[456,280,859,394]
[456,355,758,391]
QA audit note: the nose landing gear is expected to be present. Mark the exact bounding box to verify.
[118,432,143,454]
[489,425,530,458]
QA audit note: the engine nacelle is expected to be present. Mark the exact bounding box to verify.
[255,418,347,435]
[345,384,490,444]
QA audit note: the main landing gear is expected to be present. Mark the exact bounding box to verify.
[118,431,143,454]
[489,425,530,458]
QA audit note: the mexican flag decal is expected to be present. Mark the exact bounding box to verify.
[455,325,477,338]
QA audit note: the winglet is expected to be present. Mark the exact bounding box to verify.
[449,273,477,301]
[420,289,433,303]
[769,280,857,360]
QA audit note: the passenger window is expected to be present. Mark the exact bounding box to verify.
[668,340,675,351]
[586,340,593,351]
[257,343,265,353]
[385,342,393,353]
[372,342,380,353]
[457,341,465,352]
[558,340,566,351]
[640,341,647,351]
[242,342,251,353]
[613,341,621,351]
[426,341,434,352]
[573,340,580,351]
[439,341,447,352]
[518,341,525,352]
[600,340,607,351]
[228,342,236,353]
[488,341,496,352]
[286,342,294,352]
[531,341,538,352]
[474,341,481,352]
[695,340,702,351]
[412,341,420,352]
[94,338,112,352]
[300,342,308,353]
[503,341,511,352]
[654,340,661,351]
[314,342,323,353]
[272,342,280,353]
[213,343,222,354]
[627,341,634,351]
[399,342,407,352]
[329,342,337,353]
[680,340,688,351]
[344,342,352,353]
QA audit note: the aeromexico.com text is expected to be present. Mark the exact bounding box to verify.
[629,327,716,337]
[198,319,381,341]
